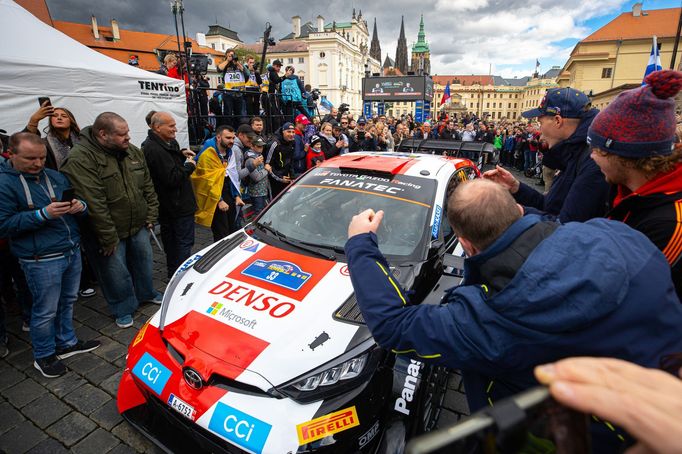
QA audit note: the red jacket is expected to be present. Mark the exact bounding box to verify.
[306,146,325,169]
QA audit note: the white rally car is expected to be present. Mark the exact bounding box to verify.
[117,152,478,453]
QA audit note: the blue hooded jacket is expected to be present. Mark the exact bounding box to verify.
[0,160,84,259]
[514,109,609,222]
[345,214,682,451]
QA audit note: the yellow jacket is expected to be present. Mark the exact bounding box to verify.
[190,143,226,227]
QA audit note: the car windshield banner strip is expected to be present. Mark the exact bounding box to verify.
[297,170,435,208]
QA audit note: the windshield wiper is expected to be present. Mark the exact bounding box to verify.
[294,239,345,255]
[255,222,337,261]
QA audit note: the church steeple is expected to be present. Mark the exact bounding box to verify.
[395,16,408,75]
[410,14,430,75]
[370,18,381,61]
[412,14,429,53]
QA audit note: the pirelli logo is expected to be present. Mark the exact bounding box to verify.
[296,406,360,445]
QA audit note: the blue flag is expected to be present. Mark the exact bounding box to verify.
[643,36,662,85]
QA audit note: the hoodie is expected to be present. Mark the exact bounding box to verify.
[514,109,609,222]
[0,160,84,259]
[608,162,682,297]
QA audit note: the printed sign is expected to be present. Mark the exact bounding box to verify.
[296,406,360,445]
[362,76,434,102]
[132,352,172,396]
[242,260,311,292]
[209,403,272,454]
[431,205,442,239]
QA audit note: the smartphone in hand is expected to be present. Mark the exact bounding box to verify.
[60,187,75,203]
[38,97,52,107]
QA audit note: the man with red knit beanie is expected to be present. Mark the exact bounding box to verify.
[588,69,682,298]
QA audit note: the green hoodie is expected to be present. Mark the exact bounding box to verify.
[61,126,159,248]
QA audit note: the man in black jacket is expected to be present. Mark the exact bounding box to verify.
[483,87,609,222]
[142,112,197,278]
[265,122,295,198]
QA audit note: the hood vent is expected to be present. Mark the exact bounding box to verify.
[334,293,365,325]
[193,233,246,274]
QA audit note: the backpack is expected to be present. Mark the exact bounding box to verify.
[281,77,303,103]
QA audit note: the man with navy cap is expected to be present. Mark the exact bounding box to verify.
[484,87,609,222]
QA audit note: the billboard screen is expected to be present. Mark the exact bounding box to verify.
[362,76,434,102]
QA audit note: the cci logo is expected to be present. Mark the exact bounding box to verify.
[208,403,272,454]
[131,352,172,395]
[206,302,223,315]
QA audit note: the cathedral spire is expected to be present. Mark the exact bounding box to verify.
[395,16,408,74]
[370,18,381,61]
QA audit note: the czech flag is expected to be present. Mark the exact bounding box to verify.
[643,36,662,85]
[440,82,451,106]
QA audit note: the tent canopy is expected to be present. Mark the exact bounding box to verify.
[0,0,188,147]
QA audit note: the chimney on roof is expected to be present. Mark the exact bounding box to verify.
[292,16,301,38]
[317,15,325,33]
[91,15,99,39]
[632,2,643,16]
[111,19,120,40]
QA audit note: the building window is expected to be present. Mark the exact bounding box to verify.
[211,43,215,49]
[222,43,225,51]
[601,67,613,78]
[514,103,517,108]
[492,102,496,108]
[494,93,497,98]
[319,52,326,58]
[298,57,305,64]
[486,102,490,108]
[288,58,294,64]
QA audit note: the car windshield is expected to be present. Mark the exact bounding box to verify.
[257,167,437,260]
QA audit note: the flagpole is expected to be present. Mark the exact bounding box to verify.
[671,6,682,69]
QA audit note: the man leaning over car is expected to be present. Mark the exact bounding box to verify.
[344,179,682,452]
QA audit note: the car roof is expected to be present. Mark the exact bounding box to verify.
[322,152,475,179]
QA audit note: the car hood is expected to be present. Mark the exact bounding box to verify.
[158,233,369,389]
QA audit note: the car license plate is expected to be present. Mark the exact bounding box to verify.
[167,393,195,420]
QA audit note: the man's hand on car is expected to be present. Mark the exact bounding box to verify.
[348,209,384,239]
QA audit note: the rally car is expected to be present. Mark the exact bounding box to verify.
[117,152,479,454]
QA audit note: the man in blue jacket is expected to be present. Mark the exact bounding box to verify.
[345,179,682,452]
[483,87,609,222]
[0,133,100,378]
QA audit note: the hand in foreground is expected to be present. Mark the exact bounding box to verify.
[535,357,682,454]
[101,244,117,256]
[181,149,195,159]
[235,196,245,207]
[348,209,384,239]
[44,201,72,219]
[218,200,229,212]
[66,200,85,214]
[482,165,520,194]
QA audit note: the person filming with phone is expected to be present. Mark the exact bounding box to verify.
[0,133,99,379]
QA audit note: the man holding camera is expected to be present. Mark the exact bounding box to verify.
[217,50,250,128]
[0,133,99,378]
[244,56,263,117]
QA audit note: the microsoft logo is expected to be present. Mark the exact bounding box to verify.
[206,302,223,315]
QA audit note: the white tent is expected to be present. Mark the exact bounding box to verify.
[0,0,189,147]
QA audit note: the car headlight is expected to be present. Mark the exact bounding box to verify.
[278,338,384,403]
[293,354,368,391]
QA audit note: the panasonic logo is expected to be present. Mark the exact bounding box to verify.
[394,359,422,415]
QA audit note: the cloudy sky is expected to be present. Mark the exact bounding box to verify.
[46,0,679,77]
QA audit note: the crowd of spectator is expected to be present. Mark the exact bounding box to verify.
[1,64,682,452]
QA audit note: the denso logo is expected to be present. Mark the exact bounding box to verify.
[131,352,172,396]
[208,403,272,453]
[395,359,422,415]
[208,278,296,318]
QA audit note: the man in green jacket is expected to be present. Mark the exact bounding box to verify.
[61,112,161,328]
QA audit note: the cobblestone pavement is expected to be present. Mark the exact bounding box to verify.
[0,226,215,454]
[0,168,540,454]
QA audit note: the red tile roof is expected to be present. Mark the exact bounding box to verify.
[54,20,224,71]
[583,7,681,42]
[15,0,53,26]
[239,41,310,54]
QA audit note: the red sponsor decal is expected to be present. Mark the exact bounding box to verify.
[228,246,335,301]
[339,265,350,276]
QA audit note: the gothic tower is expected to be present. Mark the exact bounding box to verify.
[395,16,408,75]
[370,18,381,61]
[410,14,431,75]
